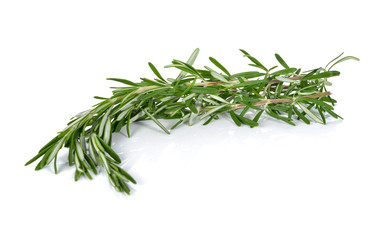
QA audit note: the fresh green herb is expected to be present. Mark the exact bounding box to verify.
[26,48,358,195]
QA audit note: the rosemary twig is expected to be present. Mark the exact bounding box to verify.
[231,92,332,109]
[25,49,359,195]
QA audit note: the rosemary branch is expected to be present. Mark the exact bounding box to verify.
[25,49,359,195]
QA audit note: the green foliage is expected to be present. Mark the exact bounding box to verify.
[26,48,358,195]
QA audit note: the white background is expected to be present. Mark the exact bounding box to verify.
[1,0,380,239]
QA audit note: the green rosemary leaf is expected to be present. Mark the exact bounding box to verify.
[141,107,170,134]
[106,78,138,86]
[108,174,119,190]
[74,170,82,181]
[45,138,65,166]
[275,82,283,98]
[296,102,323,124]
[275,53,290,69]
[38,136,60,154]
[105,155,120,164]
[199,104,229,120]
[168,106,185,116]
[103,116,112,145]
[325,52,344,70]
[99,108,112,137]
[238,101,263,111]
[275,76,299,83]
[298,97,334,110]
[298,83,321,93]
[54,156,58,174]
[235,114,259,127]
[300,68,320,82]
[97,136,122,163]
[98,152,111,174]
[237,76,245,83]
[25,151,46,166]
[248,64,268,72]
[68,136,75,166]
[126,112,131,137]
[302,71,340,80]
[139,89,166,102]
[90,133,104,152]
[88,141,99,166]
[317,106,326,124]
[209,94,230,104]
[84,154,98,174]
[172,60,202,79]
[328,56,359,71]
[235,95,262,103]
[187,102,198,114]
[148,62,165,82]
[170,119,183,130]
[120,181,131,195]
[271,68,297,76]
[94,96,107,100]
[266,109,295,126]
[209,57,231,76]
[114,119,125,133]
[229,111,242,126]
[189,94,203,126]
[166,64,193,75]
[284,83,296,96]
[189,87,219,94]
[271,105,291,113]
[203,114,216,125]
[211,71,230,83]
[230,71,265,79]
[325,108,343,119]
[253,110,264,122]
[81,157,92,171]
[320,96,337,104]
[117,168,136,184]
[232,79,267,88]
[112,170,129,183]
[182,78,196,95]
[74,153,84,173]
[84,169,93,180]
[292,106,310,124]
[110,164,136,184]
[141,78,167,87]
[176,48,200,80]
[34,151,49,170]
[183,93,196,102]
[75,141,90,169]
[240,49,267,71]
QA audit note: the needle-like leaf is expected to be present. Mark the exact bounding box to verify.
[297,102,323,124]
[141,107,170,134]
[275,53,290,69]
[209,57,231,76]
[148,62,166,82]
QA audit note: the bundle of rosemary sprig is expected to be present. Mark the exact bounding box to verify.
[25,49,358,194]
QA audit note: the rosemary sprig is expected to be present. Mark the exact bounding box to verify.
[25,49,359,195]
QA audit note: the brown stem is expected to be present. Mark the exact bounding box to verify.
[289,75,304,80]
[192,81,233,86]
[190,75,305,87]
[231,91,331,109]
